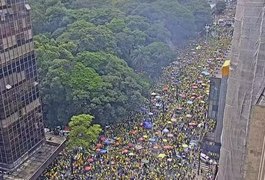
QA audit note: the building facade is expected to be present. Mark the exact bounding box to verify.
[217,0,265,179]
[0,0,45,170]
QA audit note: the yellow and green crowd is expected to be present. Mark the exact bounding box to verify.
[42,26,232,180]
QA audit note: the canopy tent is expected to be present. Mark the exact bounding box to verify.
[155,95,161,99]
[158,154,166,158]
[190,96,196,100]
[189,122,198,126]
[163,145,173,150]
[138,137,144,141]
[122,149,129,154]
[186,114,192,118]
[167,158,173,162]
[149,138,156,142]
[114,137,121,141]
[96,144,103,148]
[114,142,120,146]
[171,118,177,122]
[155,103,162,107]
[104,139,114,145]
[143,135,148,139]
[163,85,169,91]
[129,152,135,156]
[100,149,107,154]
[153,145,159,149]
[135,145,143,150]
[128,143,134,148]
[140,107,148,112]
[182,144,189,148]
[162,128,169,133]
[196,45,202,50]
[189,141,198,148]
[155,131,162,136]
[175,108,183,115]
[100,136,106,141]
[198,123,204,128]
[148,112,154,116]
[187,100,193,104]
[201,71,210,76]
[179,94,186,98]
[143,121,153,129]
[167,133,174,137]
[85,166,92,171]
[141,159,149,163]
[191,93,197,97]
[129,130,137,135]
[87,158,94,163]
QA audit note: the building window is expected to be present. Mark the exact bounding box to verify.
[16,32,25,45]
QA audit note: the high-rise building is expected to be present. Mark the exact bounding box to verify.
[217,0,265,179]
[0,0,45,170]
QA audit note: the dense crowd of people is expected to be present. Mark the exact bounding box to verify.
[41,7,235,179]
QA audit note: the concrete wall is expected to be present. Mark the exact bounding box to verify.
[244,106,265,180]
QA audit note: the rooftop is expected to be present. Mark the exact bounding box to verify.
[4,133,66,180]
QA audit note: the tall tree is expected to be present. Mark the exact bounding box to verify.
[68,114,102,150]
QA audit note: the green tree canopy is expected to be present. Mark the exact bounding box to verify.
[30,0,211,127]
[57,20,117,53]
[68,114,102,150]
[131,42,175,79]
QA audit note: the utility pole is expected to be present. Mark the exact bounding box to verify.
[197,148,201,175]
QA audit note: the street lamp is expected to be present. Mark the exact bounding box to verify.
[197,145,201,175]
[161,98,166,121]
[70,154,75,175]
[205,24,210,43]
